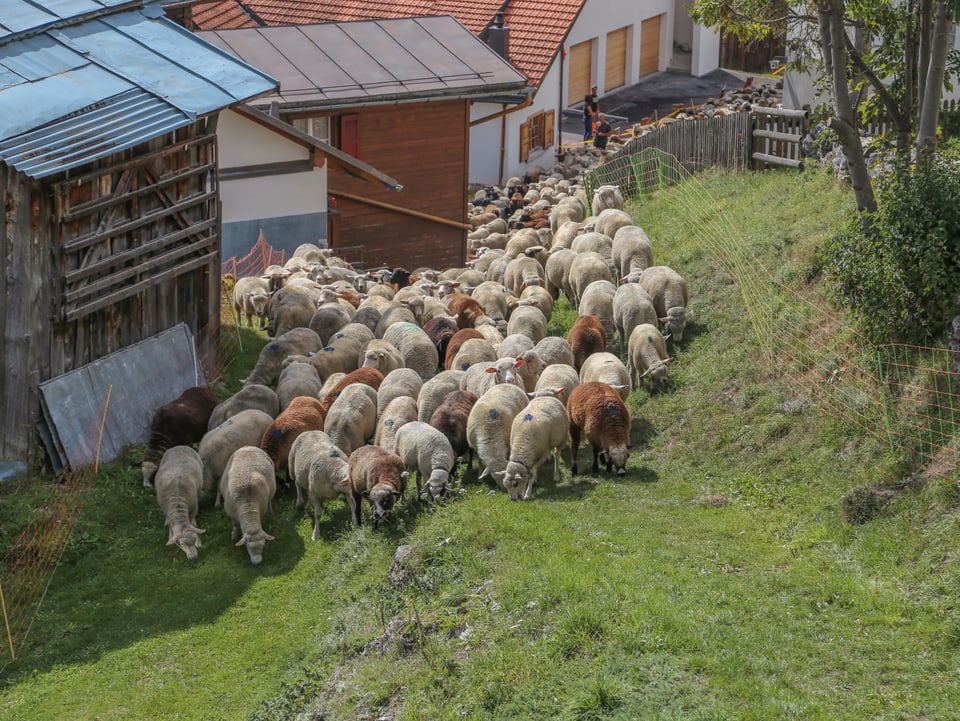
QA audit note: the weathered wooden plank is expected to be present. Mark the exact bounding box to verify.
[64,233,217,306]
[63,190,217,253]
[64,217,218,285]
[64,252,218,322]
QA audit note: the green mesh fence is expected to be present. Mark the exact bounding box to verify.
[586,149,960,477]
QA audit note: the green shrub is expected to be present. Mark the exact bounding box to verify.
[821,157,960,344]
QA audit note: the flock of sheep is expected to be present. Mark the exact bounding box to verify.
[140,175,692,565]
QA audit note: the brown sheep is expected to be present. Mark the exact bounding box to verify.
[444,293,487,329]
[444,328,485,370]
[428,389,479,468]
[566,381,631,476]
[346,444,409,529]
[317,367,385,419]
[566,315,606,372]
[141,386,219,487]
[259,396,326,474]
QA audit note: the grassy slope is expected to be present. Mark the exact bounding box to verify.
[3,167,960,720]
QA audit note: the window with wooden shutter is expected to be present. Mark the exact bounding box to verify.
[544,110,555,148]
[519,119,532,162]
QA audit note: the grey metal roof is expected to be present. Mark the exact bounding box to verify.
[0,1,278,178]
[198,15,529,111]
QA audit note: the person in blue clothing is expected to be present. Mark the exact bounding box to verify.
[583,85,599,141]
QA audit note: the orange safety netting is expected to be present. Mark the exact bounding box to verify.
[221,228,288,279]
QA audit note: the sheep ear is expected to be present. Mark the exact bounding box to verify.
[337,478,350,486]
[527,391,536,398]
[611,384,629,392]
[485,367,497,373]
[514,359,526,368]
[192,525,206,535]
[492,471,506,479]
[665,357,674,364]
[392,489,403,498]
[264,533,275,541]
[235,537,247,547]
[166,537,176,546]
[400,471,410,479]
[659,316,670,323]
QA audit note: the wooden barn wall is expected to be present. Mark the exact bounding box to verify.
[1,166,53,466]
[1,118,221,467]
[328,100,468,271]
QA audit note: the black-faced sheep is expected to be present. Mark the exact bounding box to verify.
[566,381,631,475]
[141,386,219,487]
[347,444,408,529]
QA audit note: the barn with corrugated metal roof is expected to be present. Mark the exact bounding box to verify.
[0,0,278,472]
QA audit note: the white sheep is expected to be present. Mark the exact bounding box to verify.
[535,364,580,397]
[578,352,631,401]
[519,285,554,322]
[591,184,624,216]
[638,265,692,341]
[466,382,530,483]
[360,338,404,377]
[154,446,205,561]
[495,396,569,500]
[277,359,323,412]
[374,395,419,452]
[207,384,279,430]
[534,336,575,368]
[627,322,672,386]
[613,282,658,348]
[506,305,547,344]
[459,357,525,398]
[199,409,275,497]
[287,430,350,541]
[376,367,423,420]
[393,421,456,501]
[567,251,615,307]
[612,225,655,279]
[323,383,377,455]
[232,276,271,329]
[382,322,439,382]
[578,279,618,348]
[593,208,633,239]
[450,337,499,372]
[512,348,548,393]
[217,445,276,565]
[417,369,466,423]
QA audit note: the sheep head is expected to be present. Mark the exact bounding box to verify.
[168,525,205,561]
[235,528,275,565]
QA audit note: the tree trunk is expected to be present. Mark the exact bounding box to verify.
[819,0,878,216]
[916,2,954,157]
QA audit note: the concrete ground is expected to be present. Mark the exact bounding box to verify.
[560,68,753,144]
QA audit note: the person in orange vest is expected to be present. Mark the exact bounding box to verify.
[583,85,599,141]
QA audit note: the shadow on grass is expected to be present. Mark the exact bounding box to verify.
[2,454,307,682]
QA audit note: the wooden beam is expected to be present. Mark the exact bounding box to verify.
[218,159,314,180]
[470,95,533,127]
[328,188,471,230]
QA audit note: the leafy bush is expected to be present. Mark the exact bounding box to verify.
[821,157,960,344]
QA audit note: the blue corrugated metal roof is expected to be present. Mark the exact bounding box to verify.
[0,1,278,178]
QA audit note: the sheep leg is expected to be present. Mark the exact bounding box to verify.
[349,490,362,527]
[522,467,537,500]
[569,425,581,475]
[553,448,562,483]
[311,500,323,541]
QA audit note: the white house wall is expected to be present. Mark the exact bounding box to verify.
[217,109,327,267]
[469,0,718,184]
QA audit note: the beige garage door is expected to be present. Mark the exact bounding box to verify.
[605,27,628,91]
[568,39,594,105]
[640,15,662,77]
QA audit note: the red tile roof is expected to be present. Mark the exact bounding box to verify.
[189,0,587,88]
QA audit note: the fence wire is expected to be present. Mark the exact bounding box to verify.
[586,148,960,477]
[0,290,239,671]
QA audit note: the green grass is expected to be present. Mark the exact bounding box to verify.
[4,166,960,720]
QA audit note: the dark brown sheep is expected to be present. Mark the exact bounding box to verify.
[566,381,631,475]
[141,386,219,487]
[423,316,459,367]
[444,328,485,370]
[428,389,478,468]
[567,314,606,371]
[259,396,326,473]
[347,444,408,529]
[317,367,384,419]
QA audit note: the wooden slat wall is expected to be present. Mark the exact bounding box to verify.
[605,27,628,91]
[568,40,594,105]
[327,99,468,271]
[640,16,662,77]
[1,117,221,466]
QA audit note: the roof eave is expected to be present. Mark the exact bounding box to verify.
[232,104,404,191]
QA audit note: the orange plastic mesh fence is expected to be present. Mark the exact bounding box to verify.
[585,148,960,476]
[222,229,287,279]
